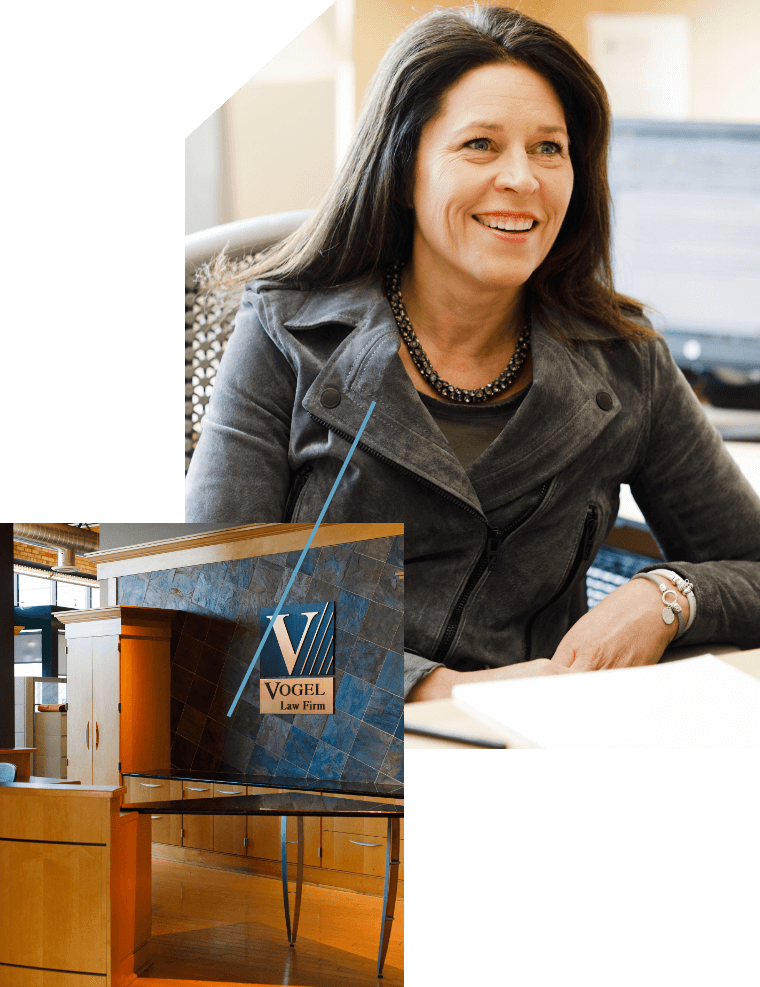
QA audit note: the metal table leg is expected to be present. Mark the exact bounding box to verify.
[280,815,304,946]
[377,816,400,978]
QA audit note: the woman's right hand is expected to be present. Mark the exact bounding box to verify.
[468,658,573,689]
[406,658,571,702]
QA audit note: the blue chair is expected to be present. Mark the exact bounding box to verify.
[0,762,17,785]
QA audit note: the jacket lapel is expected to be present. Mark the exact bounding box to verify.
[469,315,622,511]
[282,280,621,516]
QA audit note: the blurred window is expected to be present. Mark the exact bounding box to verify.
[18,574,51,607]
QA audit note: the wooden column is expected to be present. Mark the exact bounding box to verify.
[0,524,14,748]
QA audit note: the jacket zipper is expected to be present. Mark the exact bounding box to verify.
[431,481,551,662]
[283,463,314,522]
[309,406,552,664]
[523,504,599,659]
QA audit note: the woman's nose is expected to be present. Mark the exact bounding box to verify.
[494,152,540,197]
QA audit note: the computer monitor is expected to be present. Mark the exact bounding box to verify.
[608,119,760,374]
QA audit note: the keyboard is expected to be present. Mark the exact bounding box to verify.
[586,545,660,609]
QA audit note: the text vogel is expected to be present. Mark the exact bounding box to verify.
[263,681,328,699]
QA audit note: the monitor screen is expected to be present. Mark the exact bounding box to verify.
[608,119,760,369]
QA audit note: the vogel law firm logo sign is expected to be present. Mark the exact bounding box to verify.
[259,601,335,714]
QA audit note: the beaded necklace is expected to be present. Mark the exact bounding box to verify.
[386,261,531,404]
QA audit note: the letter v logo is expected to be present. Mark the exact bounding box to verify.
[265,612,319,674]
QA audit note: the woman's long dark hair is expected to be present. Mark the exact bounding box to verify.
[217,4,652,343]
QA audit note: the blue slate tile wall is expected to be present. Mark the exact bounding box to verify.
[117,535,403,783]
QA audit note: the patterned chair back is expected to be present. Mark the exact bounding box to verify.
[0,762,17,785]
[184,210,311,471]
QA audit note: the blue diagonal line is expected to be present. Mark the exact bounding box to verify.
[227,401,377,717]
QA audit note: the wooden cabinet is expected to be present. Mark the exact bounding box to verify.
[322,793,405,839]
[58,607,173,787]
[182,780,214,850]
[124,775,182,846]
[245,786,320,866]
[125,774,400,892]
[321,793,403,883]
[34,710,67,779]
[0,782,152,986]
[213,781,247,855]
[322,831,404,880]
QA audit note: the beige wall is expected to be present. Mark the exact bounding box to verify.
[187,1,757,231]
[223,3,342,222]
[226,80,336,220]
[354,0,760,123]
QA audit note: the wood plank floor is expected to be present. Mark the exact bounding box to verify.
[137,858,403,987]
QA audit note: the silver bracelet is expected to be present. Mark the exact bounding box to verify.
[648,569,696,634]
[631,572,686,638]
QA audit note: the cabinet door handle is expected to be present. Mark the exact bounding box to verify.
[218,789,240,795]
[86,722,90,749]
[150,815,163,820]
[140,783,162,788]
[95,722,99,749]
[349,840,382,847]
[186,786,210,792]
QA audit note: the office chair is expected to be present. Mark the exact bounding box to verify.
[185,210,311,470]
[0,763,18,785]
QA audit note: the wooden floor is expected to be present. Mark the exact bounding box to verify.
[136,857,403,987]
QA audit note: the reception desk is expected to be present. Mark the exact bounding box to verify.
[0,782,151,986]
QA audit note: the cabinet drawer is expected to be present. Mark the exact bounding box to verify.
[148,780,182,845]
[182,781,213,850]
[245,787,320,866]
[245,787,281,860]
[34,730,67,757]
[322,794,404,839]
[322,831,404,880]
[124,777,181,845]
[125,776,174,803]
[213,783,247,855]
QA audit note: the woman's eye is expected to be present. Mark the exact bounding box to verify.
[538,141,563,155]
[464,137,563,158]
[464,138,491,151]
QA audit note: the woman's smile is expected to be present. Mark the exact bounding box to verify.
[472,216,538,243]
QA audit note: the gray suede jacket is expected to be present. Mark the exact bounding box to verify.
[186,277,760,697]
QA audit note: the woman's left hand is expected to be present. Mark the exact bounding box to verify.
[550,576,689,672]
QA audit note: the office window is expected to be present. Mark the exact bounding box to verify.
[56,581,88,610]
[15,566,98,609]
[18,574,51,607]
[14,629,43,677]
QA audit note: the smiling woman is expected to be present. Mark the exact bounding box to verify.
[196,3,657,356]
[186,5,760,702]
[396,61,575,402]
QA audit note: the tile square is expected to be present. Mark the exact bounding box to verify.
[191,746,221,772]
[173,634,204,674]
[309,740,348,780]
[176,705,207,746]
[227,625,261,665]
[357,601,402,649]
[149,568,175,593]
[336,590,371,637]
[218,654,250,696]
[216,580,248,623]
[222,557,258,589]
[208,684,236,725]
[118,575,148,606]
[310,577,343,604]
[230,698,261,741]
[279,569,313,605]
[172,565,203,600]
[171,734,197,770]
[355,536,394,562]
[363,686,403,737]
[380,736,403,782]
[320,709,361,754]
[185,674,217,717]
[256,716,292,758]
[372,562,404,611]
[195,643,225,687]
[199,716,229,755]
[170,664,194,704]
[284,546,321,575]
[191,569,223,611]
[275,757,309,779]
[390,615,404,656]
[387,535,404,568]
[334,672,373,720]
[377,651,403,698]
[340,755,378,782]
[248,744,280,775]
[281,726,319,772]
[313,544,354,586]
[183,612,211,642]
[207,618,237,654]
[170,697,184,733]
[223,730,256,772]
[349,720,393,769]
[341,552,384,600]
[249,559,288,607]
[346,639,388,685]
[294,713,326,740]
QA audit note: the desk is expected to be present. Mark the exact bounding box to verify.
[124,790,403,978]
[26,775,81,784]
[405,649,760,749]
[0,748,35,781]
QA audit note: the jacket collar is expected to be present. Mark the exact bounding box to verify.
[273,278,623,517]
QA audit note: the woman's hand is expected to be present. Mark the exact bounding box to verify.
[550,576,690,672]
[406,657,571,702]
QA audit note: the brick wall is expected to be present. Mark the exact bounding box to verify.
[13,541,97,576]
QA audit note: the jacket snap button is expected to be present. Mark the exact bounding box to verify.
[321,387,341,409]
[596,391,613,411]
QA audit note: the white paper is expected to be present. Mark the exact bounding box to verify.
[452,655,760,748]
